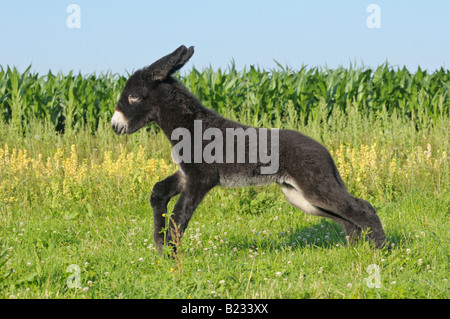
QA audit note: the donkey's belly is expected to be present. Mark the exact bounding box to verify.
[219,173,279,188]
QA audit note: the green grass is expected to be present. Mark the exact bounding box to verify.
[0,178,447,299]
[0,65,448,299]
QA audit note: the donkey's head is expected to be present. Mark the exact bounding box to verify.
[111,45,194,135]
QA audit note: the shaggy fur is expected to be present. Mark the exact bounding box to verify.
[111,45,386,253]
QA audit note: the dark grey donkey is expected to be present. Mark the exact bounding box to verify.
[111,45,386,253]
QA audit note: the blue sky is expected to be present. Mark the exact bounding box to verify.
[0,1,449,75]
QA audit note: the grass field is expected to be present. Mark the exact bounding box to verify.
[0,65,448,299]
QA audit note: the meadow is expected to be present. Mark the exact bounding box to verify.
[0,64,448,299]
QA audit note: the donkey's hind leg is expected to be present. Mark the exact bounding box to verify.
[317,194,385,248]
[281,175,385,248]
[280,183,361,244]
[343,196,386,248]
[315,207,362,244]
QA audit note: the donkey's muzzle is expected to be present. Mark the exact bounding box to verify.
[111,111,128,135]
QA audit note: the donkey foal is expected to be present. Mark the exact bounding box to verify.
[111,45,386,253]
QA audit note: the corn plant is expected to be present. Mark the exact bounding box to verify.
[0,64,448,133]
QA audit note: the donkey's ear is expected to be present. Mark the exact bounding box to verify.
[146,45,194,81]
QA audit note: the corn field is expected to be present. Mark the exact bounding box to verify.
[1,64,449,133]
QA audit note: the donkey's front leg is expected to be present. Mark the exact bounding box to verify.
[150,171,185,253]
[166,180,215,251]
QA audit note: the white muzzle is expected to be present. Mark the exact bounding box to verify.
[111,111,129,135]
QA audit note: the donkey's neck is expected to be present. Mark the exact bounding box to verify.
[156,81,215,146]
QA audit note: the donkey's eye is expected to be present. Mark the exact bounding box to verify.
[128,94,142,105]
